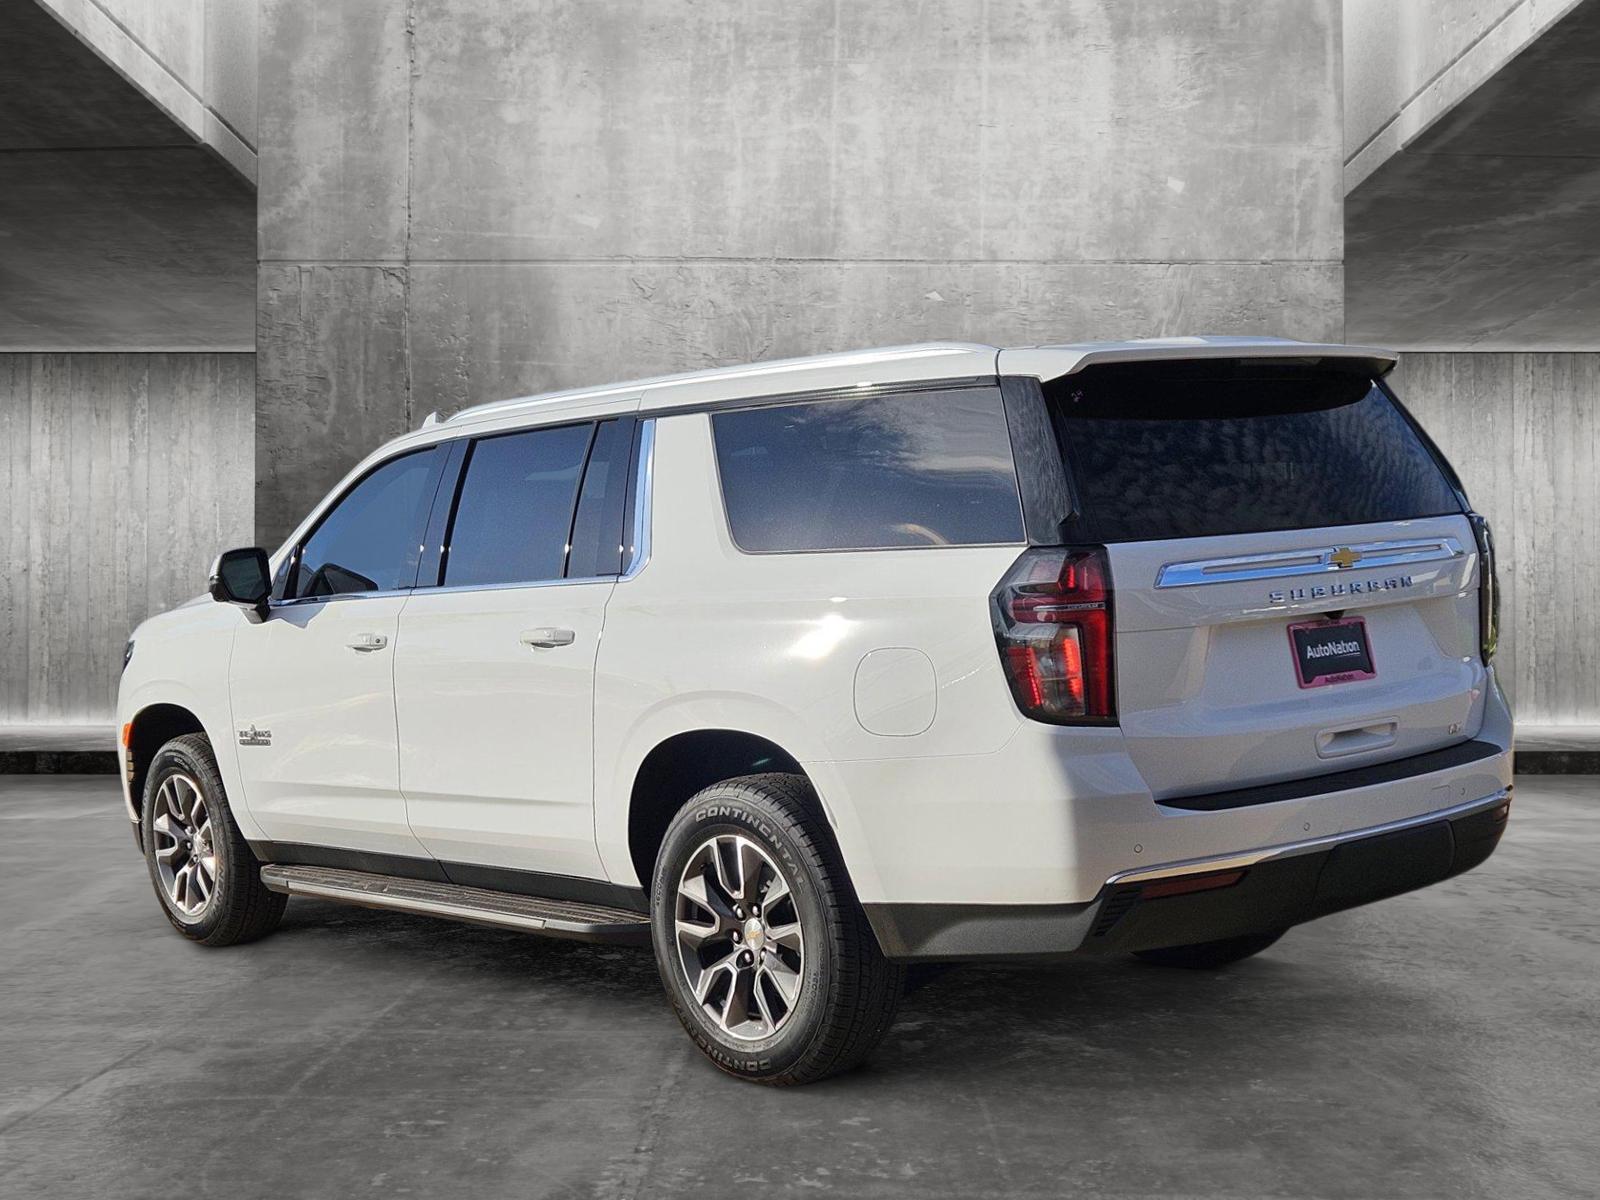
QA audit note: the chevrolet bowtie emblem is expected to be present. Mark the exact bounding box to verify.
[1328,547,1363,570]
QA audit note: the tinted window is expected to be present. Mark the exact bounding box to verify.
[712,388,1023,552]
[292,448,442,599]
[566,419,632,578]
[443,423,593,586]
[1049,362,1463,543]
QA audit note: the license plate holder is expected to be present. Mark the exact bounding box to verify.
[1288,616,1376,689]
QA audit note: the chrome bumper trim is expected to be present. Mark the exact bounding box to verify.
[1105,787,1511,888]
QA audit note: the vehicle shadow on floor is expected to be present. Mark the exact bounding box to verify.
[271,898,1413,1092]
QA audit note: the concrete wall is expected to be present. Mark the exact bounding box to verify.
[1391,353,1600,736]
[257,0,1345,546]
[33,0,259,181]
[1345,0,1600,350]
[0,0,257,352]
[0,6,257,741]
[0,353,254,727]
[1343,0,1588,191]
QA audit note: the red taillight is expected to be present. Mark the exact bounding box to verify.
[1138,869,1245,900]
[991,546,1117,724]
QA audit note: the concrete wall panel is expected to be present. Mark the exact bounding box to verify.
[0,0,187,150]
[0,353,254,726]
[1390,352,1600,731]
[260,0,1345,544]
[0,7,256,352]
[256,266,411,545]
[406,259,1343,414]
[1343,0,1588,191]
[0,148,256,352]
[33,0,261,180]
[1345,0,1600,350]
[257,0,411,262]
[408,0,1341,264]
[206,0,260,150]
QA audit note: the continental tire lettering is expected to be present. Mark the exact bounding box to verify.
[700,1040,773,1072]
[692,808,790,864]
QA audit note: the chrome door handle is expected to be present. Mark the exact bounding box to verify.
[347,632,389,651]
[520,627,576,648]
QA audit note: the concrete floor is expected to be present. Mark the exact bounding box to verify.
[1,777,1596,1199]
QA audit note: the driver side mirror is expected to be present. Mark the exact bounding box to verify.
[209,547,272,620]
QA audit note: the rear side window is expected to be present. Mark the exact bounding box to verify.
[1047,361,1463,543]
[291,447,443,599]
[443,423,593,587]
[566,419,633,578]
[711,387,1024,552]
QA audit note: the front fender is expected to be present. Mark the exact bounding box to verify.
[116,606,256,839]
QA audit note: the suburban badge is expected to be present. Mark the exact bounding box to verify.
[1268,575,1414,604]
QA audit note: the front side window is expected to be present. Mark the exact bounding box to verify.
[711,387,1024,552]
[443,423,594,587]
[290,447,443,599]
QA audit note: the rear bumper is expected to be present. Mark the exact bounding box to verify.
[865,787,1510,960]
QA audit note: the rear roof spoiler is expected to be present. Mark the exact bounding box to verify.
[998,339,1399,383]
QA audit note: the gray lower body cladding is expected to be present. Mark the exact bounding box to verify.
[864,790,1510,961]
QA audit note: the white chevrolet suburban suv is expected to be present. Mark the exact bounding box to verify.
[117,337,1512,1085]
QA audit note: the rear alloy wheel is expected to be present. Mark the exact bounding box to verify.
[674,833,807,1040]
[651,773,903,1085]
[141,733,286,946]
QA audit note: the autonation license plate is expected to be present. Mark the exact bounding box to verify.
[1288,616,1376,689]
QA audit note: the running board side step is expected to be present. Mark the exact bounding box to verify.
[260,865,652,945]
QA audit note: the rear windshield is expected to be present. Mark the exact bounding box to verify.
[1046,360,1463,543]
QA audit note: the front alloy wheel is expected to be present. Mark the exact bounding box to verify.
[141,733,286,945]
[149,772,219,919]
[675,833,806,1040]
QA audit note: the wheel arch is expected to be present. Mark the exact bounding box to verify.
[126,702,208,822]
[627,728,831,893]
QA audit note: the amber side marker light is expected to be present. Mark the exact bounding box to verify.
[1137,869,1246,900]
[120,723,136,786]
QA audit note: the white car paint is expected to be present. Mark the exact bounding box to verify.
[116,336,1513,944]
[395,576,615,878]
[227,592,425,856]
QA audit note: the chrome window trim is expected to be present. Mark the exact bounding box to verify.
[621,418,655,580]
[1104,786,1509,888]
[1154,536,1465,590]
[402,575,617,598]
[272,573,623,610]
[274,417,657,608]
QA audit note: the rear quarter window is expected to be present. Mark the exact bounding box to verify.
[1047,361,1464,543]
[711,386,1024,553]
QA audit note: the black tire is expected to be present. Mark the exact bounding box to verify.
[141,733,286,946]
[1133,929,1286,969]
[650,773,903,1085]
